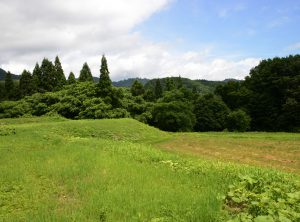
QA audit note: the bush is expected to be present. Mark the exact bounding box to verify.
[226,110,251,132]
[194,94,230,131]
[0,100,32,118]
[151,101,195,132]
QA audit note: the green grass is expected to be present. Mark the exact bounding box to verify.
[0,117,299,221]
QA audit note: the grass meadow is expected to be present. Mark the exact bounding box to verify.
[0,117,299,221]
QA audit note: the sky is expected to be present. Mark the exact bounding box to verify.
[1,0,300,81]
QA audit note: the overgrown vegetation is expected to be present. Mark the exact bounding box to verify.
[0,55,299,132]
[223,175,300,221]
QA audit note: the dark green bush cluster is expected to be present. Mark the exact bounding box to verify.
[223,175,300,222]
[0,80,251,132]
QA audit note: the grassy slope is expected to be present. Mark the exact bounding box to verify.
[0,117,299,221]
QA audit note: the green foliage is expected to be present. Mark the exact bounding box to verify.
[165,77,176,91]
[32,63,42,92]
[98,55,112,97]
[226,110,251,132]
[194,94,230,131]
[143,89,156,101]
[113,78,149,87]
[0,82,5,101]
[19,70,34,97]
[244,55,300,131]
[1,55,299,133]
[4,71,15,99]
[67,72,76,84]
[215,81,250,110]
[130,80,145,96]
[0,100,32,118]
[40,58,56,92]
[54,56,66,89]
[78,62,93,82]
[0,126,16,136]
[154,79,163,99]
[151,101,196,132]
[145,77,215,95]
[224,175,300,222]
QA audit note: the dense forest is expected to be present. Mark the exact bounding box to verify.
[0,55,299,132]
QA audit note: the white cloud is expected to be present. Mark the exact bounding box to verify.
[217,3,246,18]
[107,44,260,80]
[285,42,300,51]
[268,16,290,28]
[0,0,260,81]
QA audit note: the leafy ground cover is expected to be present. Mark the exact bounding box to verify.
[0,117,299,221]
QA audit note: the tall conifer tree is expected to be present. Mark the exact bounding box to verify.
[19,70,33,97]
[40,58,56,92]
[165,77,176,91]
[32,63,42,92]
[0,83,5,101]
[67,72,76,84]
[79,62,93,82]
[154,79,163,99]
[4,71,14,99]
[54,56,66,89]
[131,80,145,96]
[98,55,112,97]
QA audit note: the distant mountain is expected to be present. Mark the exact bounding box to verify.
[145,77,225,94]
[0,68,20,80]
[93,76,100,82]
[0,68,238,92]
[112,78,150,87]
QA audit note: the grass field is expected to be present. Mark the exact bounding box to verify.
[0,117,299,221]
[159,132,300,174]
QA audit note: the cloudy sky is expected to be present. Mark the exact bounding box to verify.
[1,0,300,80]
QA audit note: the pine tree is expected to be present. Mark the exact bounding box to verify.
[98,55,112,97]
[78,62,93,82]
[40,58,56,92]
[32,63,42,92]
[154,79,163,99]
[54,56,66,89]
[67,72,76,84]
[165,77,176,91]
[4,71,15,99]
[131,80,145,96]
[0,83,5,101]
[19,69,33,97]
[177,76,183,89]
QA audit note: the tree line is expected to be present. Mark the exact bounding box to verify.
[0,55,299,132]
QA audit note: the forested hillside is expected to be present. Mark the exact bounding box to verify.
[0,68,20,80]
[0,55,299,132]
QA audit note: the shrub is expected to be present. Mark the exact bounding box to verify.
[151,101,195,132]
[0,100,32,118]
[194,94,230,131]
[226,110,251,132]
